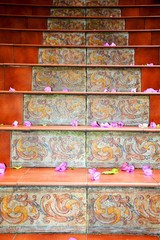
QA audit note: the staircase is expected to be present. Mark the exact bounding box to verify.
[0,0,160,239]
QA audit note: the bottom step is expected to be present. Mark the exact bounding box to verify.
[1,234,160,240]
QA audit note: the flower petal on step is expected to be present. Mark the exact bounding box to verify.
[71,119,78,127]
[88,168,97,174]
[110,42,116,46]
[68,238,77,240]
[100,122,110,128]
[55,162,67,172]
[9,87,16,92]
[149,121,156,128]
[110,122,118,127]
[44,86,52,92]
[24,120,32,127]
[118,121,124,127]
[131,88,137,92]
[104,42,110,46]
[91,171,101,181]
[91,121,100,127]
[63,88,69,92]
[0,163,6,174]
[12,120,18,127]
[104,88,110,92]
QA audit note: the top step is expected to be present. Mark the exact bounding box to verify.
[0,0,159,6]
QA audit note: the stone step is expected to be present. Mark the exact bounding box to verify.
[1,64,160,92]
[1,4,160,17]
[1,234,160,240]
[0,126,159,168]
[0,15,160,30]
[0,29,160,46]
[0,0,159,5]
[0,168,159,234]
[0,92,158,126]
[0,44,159,65]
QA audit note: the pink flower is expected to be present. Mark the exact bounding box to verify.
[88,168,97,174]
[104,42,110,46]
[63,88,69,92]
[100,122,110,128]
[91,171,101,181]
[91,121,100,127]
[110,122,118,127]
[0,163,6,174]
[55,162,67,172]
[24,121,32,127]
[118,121,124,127]
[142,165,153,176]
[104,88,110,92]
[111,88,116,92]
[12,120,18,127]
[44,86,52,92]
[149,121,156,128]
[68,238,77,240]
[144,88,157,93]
[71,120,78,127]
[110,42,116,46]
[131,88,137,92]
[121,162,129,171]
[9,87,16,92]
[147,63,154,66]
[121,162,134,172]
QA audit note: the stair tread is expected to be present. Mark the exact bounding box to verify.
[1,234,160,240]
[0,168,159,187]
[1,125,160,132]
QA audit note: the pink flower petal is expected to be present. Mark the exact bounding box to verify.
[104,42,110,46]
[63,88,69,92]
[9,87,16,92]
[104,88,110,92]
[55,162,67,172]
[91,171,101,181]
[111,89,116,92]
[149,121,156,128]
[100,122,110,128]
[144,88,157,93]
[24,121,32,127]
[121,162,129,171]
[131,88,137,92]
[88,168,97,174]
[71,120,78,127]
[44,86,52,92]
[12,120,18,127]
[143,168,152,176]
[110,122,118,127]
[0,163,6,174]
[147,63,154,66]
[118,121,124,127]
[91,121,100,127]
[68,238,77,240]
[110,42,116,46]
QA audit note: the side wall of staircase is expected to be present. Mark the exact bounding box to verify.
[0,0,160,239]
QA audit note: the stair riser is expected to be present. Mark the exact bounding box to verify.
[10,131,160,169]
[0,16,160,30]
[1,46,159,65]
[32,67,141,92]
[0,186,159,234]
[23,95,148,125]
[1,66,160,92]
[38,48,135,65]
[52,0,118,6]
[43,32,128,46]
[1,5,160,17]
[1,30,160,45]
